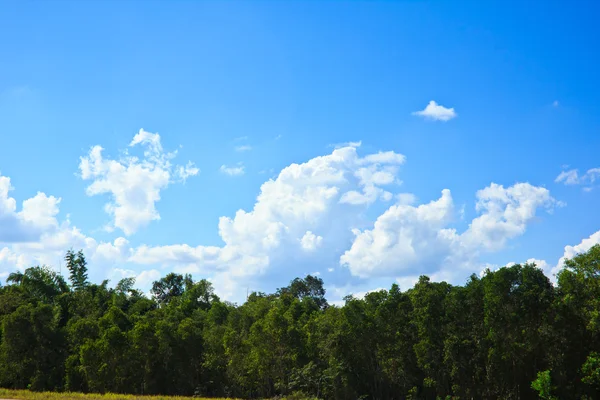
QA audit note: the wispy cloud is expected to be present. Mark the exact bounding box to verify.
[235,145,252,152]
[220,164,245,176]
[555,167,600,191]
[329,140,362,149]
[412,100,457,121]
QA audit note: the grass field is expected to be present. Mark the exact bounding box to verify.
[0,389,236,400]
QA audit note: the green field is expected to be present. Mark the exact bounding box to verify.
[0,390,235,400]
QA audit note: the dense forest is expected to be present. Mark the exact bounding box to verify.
[1,246,600,400]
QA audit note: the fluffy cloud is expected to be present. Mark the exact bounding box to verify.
[220,164,246,176]
[556,230,600,273]
[412,100,457,121]
[109,267,161,288]
[118,144,557,302]
[341,189,457,278]
[124,144,408,299]
[1,214,122,283]
[462,183,559,251]
[0,175,61,243]
[339,151,404,205]
[234,145,252,152]
[300,231,323,251]
[500,230,600,285]
[342,183,559,279]
[0,139,567,305]
[79,129,198,235]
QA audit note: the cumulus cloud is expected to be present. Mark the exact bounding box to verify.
[412,101,457,121]
[79,129,198,235]
[0,213,130,284]
[341,183,559,279]
[556,230,600,273]
[116,144,557,302]
[341,189,457,278]
[300,231,323,251]
[462,183,559,251]
[109,267,161,289]
[0,139,568,305]
[220,164,246,176]
[123,144,407,299]
[0,175,61,243]
[510,231,600,284]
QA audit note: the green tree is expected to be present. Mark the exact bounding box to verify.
[531,370,556,400]
[65,249,89,290]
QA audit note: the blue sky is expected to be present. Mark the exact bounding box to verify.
[1,1,600,303]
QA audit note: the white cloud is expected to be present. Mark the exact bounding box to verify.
[515,231,600,284]
[300,231,323,251]
[0,139,569,305]
[0,174,61,243]
[94,237,131,264]
[176,162,200,182]
[555,167,600,189]
[19,193,61,230]
[589,169,600,182]
[557,230,600,272]
[0,212,130,284]
[412,100,457,121]
[125,145,407,300]
[462,183,558,251]
[114,149,558,302]
[339,154,404,206]
[341,189,458,278]
[360,151,406,165]
[220,164,246,176]
[341,182,559,279]
[79,129,198,235]
[349,287,386,300]
[136,269,162,288]
[330,140,362,149]
[108,267,161,290]
[234,145,252,152]
[525,258,551,275]
[555,169,581,185]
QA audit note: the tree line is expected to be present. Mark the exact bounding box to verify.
[2,246,600,399]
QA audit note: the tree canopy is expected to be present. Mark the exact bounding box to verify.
[2,246,600,399]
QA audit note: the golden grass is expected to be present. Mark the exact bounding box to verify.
[0,389,235,400]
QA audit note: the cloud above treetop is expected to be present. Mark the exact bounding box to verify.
[0,130,577,304]
[78,129,199,235]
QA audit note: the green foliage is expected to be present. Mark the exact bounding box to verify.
[582,352,600,389]
[65,250,89,291]
[531,370,556,400]
[2,246,600,398]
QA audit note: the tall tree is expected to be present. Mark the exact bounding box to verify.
[65,249,89,290]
